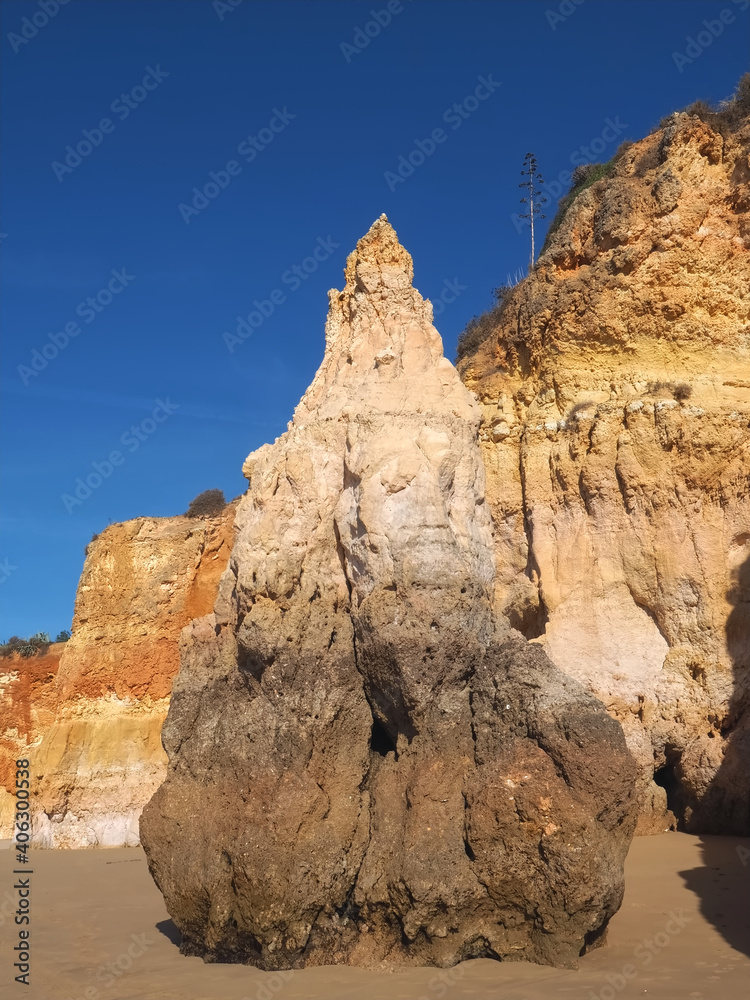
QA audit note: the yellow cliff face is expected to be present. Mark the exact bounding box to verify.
[1,505,236,847]
[459,105,750,833]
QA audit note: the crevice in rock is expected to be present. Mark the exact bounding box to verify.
[332,520,353,605]
[614,457,636,515]
[468,691,479,765]
[578,468,595,516]
[462,809,476,865]
[580,921,608,955]
[370,715,397,757]
[654,757,686,829]
[517,446,549,640]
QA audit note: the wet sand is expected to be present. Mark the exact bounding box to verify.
[2,832,748,1000]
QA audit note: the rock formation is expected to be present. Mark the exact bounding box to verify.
[0,644,63,839]
[458,100,750,834]
[140,217,638,970]
[0,507,235,847]
[10,98,745,862]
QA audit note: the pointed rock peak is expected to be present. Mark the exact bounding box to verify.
[344,214,414,289]
[285,213,476,432]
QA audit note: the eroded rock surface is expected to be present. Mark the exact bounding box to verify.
[141,218,638,970]
[1,508,235,847]
[458,103,750,834]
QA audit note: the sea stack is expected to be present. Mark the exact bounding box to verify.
[140,216,638,969]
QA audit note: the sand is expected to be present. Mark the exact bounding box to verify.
[1,832,748,1000]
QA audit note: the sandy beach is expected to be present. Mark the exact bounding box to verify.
[2,832,747,1000]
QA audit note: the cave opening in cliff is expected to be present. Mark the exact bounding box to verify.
[654,761,684,828]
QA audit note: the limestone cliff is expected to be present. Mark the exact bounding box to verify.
[141,217,638,970]
[1,506,236,847]
[458,98,750,833]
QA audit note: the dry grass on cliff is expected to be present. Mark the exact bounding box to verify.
[648,381,693,401]
[456,301,506,363]
[456,284,521,363]
[659,72,750,138]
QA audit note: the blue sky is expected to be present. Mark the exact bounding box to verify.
[1,0,748,638]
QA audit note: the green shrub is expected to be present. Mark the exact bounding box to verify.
[185,489,227,518]
[570,163,600,187]
[0,632,52,658]
[540,158,617,255]
[55,630,71,643]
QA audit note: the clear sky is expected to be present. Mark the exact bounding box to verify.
[1,0,748,638]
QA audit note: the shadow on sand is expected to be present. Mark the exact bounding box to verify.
[680,549,750,957]
[157,918,182,948]
[679,835,750,959]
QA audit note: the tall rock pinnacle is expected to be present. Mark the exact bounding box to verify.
[141,217,638,970]
[293,214,471,426]
[231,213,496,745]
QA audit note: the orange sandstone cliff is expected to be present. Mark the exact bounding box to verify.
[1,505,236,847]
[458,99,750,833]
[0,644,64,841]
